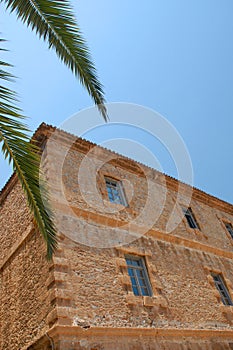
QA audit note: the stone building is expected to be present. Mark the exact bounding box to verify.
[1,123,233,349]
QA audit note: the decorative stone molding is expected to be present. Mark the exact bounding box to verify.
[206,269,233,323]
[115,247,168,310]
[116,246,152,258]
[46,252,73,327]
[220,305,233,323]
[126,292,143,306]
[52,201,233,260]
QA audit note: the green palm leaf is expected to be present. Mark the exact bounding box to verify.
[0,1,107,259]
[1,0,107,120]
[0,61,57,259]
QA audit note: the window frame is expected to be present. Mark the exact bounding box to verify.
[224,222,233,240]
[105,177,127,206]
[182,207,199,230]
[125,255,152,297]
[211,273,233,306]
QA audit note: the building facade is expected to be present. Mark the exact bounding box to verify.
[1,123,233,349]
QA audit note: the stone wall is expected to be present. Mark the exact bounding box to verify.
[0,180,32,263]
[46,129,233,254]
[30,327,233,350]
[42,126,233,336]
[1,124,233,349]
[46,232,233,331]
[0,181,53,350]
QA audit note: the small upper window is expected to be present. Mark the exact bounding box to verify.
[225,223,233,239]
[105,177,127,206]
[212,273,233,306]
[125,256,152,296]
[182,207,199,229]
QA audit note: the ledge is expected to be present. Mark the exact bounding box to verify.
[56,201,233,260]
[48,325,233,339]
[21,325,233,350]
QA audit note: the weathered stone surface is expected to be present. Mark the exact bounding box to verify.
[0,227,53,349]
[1,124,233,349]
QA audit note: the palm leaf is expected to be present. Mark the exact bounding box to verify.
[0,61,57,259]
[1,0,107,120]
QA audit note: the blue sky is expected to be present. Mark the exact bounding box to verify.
[1,0,233,203]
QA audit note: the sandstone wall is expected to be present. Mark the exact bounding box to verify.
[30,327,233,350]
[0,181,32,263]
[0,181,53,350]
[1,125,233,349]
[43,133,233,335]
[56,139,233,253]
[47,233,233,330]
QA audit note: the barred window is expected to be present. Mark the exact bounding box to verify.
[182,207,199,229]
[125,256,152,296]
[225,223,233,239]
[105,178,127,206]
[212,273,233,306]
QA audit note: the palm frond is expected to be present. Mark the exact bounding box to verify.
[1,0,107,120]
[0,61,57,259]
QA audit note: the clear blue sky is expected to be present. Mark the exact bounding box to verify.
[1,0,233,203]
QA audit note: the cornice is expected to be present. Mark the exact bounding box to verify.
[1,123,233,216]
[36,123,233,215]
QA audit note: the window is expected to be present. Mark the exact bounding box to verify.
[105,177,127,205]
[182,207,199,229]
[212,273,233,306]
[125,256,152,296]
[225,222,233,239]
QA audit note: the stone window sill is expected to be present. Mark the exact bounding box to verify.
[126,293,168,308]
